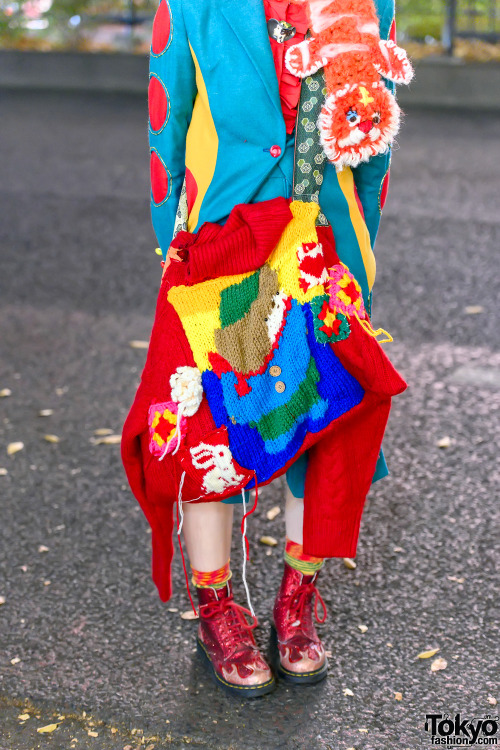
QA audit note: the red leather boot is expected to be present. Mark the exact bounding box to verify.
[270,561,328,684]
[196,578,276,697]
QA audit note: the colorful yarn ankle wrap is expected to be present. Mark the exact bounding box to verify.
[285,536,325,575]
[191,560,232,589]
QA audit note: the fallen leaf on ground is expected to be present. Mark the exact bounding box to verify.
[359,728,368,733]
[343,688,354,696]
[436,436,451,448]
[18,713,30,720]
[88,730,98,737]
[487,696,497,706]
[167,607,179,613]
[358,624,368,633]
[394,692,403,701]
[93,428,114,436]
[181,610,199,620]
[93,434,122,445]
[464,305,484,314]
[38,545,49,553]
[343,557,356,569]
[38,409,53,417]
[129,340,149,349]
[7,442,24,456]
[259,535,278,546]
[0,388,12,397]
[430,657,447,672]
[37,723,60,734]
[417,647,440,659]
[44,434,60,443]
[0,596,6,605]
[393,546,404,552]
[11,657,21,664]
[447,575,465,583]
[0,468,8,476]
[266,506,281,520]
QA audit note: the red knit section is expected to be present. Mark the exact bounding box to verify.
[302,391,392,558]
[169,198,293,284]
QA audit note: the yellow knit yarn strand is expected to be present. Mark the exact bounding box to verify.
[355,313,393,344]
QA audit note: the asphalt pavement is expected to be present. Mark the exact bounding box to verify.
[0,89,499,750]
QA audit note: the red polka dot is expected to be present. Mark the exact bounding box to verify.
[150,151,170,204]
[148,76,168,132]
[185,167,198,214]
[389,17,397,43]
[380,170,390,210]
[151,0,172,56]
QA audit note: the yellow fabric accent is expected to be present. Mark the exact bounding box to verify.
[267,201,326,304]
[337,168,376,291]
[167,272,251,371]
[185,43,218,232]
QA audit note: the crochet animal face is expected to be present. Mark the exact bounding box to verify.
[287,0,413,170]
[318,81,399,168]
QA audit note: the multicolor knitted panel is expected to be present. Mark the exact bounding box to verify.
[166,200,371,489]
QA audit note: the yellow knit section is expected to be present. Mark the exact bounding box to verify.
[167,201,333,371]
[337,168,376,292]
[167,271,252,371]
[185,43,219,232]
[267,201,327,304]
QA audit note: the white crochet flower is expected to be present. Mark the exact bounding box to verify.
[170,366,203,417]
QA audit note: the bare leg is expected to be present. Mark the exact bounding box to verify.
[284,483,304,544]
[181,500,234,570]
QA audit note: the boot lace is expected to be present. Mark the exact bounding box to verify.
[200,596,259,640]
[288,582,328,626]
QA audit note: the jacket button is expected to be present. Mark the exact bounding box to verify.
[275,380,286,393]
[269,365,281,377]
[270,145,281,158]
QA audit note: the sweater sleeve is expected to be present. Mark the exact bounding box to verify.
[351,0,397,271]
[148,0,197,260]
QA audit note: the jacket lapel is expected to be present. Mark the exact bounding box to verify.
[220,0,283,120]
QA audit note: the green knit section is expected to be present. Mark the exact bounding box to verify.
[284,552,324,575]
[219,270,260,328]
[311,295,351,344]
[251,357,321,442]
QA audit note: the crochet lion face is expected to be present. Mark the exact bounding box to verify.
[318,81,399,170]
[286,0,413,170]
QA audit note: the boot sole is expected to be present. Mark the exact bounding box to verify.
[269,623,328,685]
[196,637,276,698]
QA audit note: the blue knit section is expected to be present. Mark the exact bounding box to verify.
[201,300,365,488]
[218,299,309,425]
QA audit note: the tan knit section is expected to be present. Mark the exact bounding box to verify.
[214,264,279,374]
